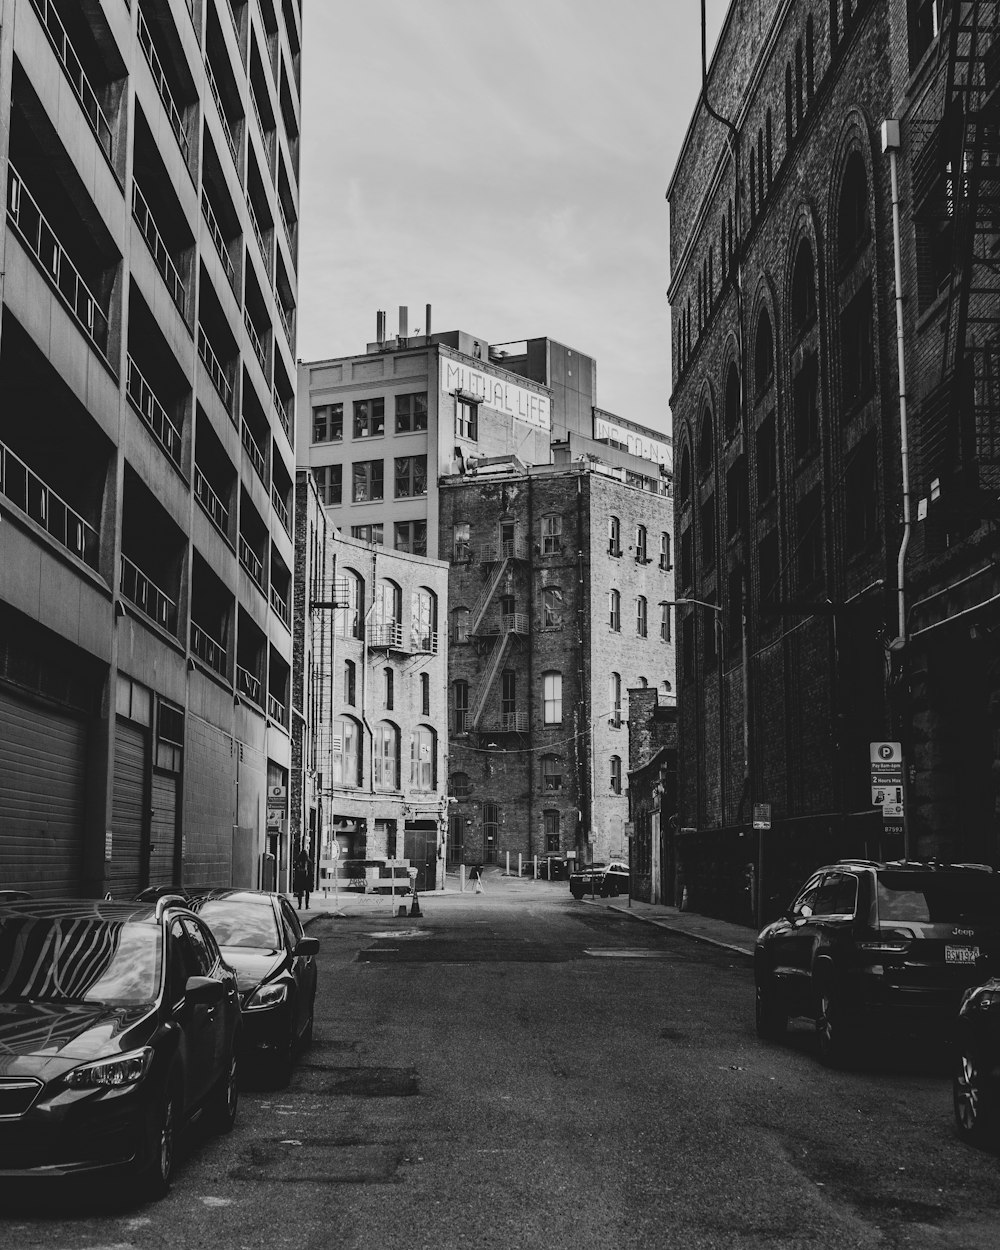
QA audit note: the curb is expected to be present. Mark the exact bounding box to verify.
[600,899,755,958]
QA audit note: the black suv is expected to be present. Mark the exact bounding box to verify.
[754,860,1000,1065]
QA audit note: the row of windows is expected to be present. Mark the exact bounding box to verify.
[449,754,625,797]
[342,660,432,717]
[449,672,669,731]
[329,719,437,791]
[607,518,672,568]
[606,592,673,640]
[310,456,427,505]
[332,575,437,642]
[312,393,428,442]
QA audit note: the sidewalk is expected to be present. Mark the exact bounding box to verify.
[294,866,757,955]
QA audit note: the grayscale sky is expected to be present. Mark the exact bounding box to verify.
[297,0,731,439]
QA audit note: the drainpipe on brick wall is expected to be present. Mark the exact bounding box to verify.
[883,118,913,860]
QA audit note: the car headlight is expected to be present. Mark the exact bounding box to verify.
[245,981,289,1010]
[65,1047,154,1089]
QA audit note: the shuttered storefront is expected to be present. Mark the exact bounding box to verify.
[149,771,178,888]
[0,687,87,896]
[109,719,147,898]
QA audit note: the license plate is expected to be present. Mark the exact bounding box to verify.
[945,945,979,964]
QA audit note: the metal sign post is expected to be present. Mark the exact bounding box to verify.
[870,742,905,857]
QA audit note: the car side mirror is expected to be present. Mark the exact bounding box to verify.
[797,905,813,919]
[294,937,319,958]
[185,975,224,1005]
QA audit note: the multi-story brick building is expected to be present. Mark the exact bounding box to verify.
[298,320,676,867]
[668,0,1000,923]
[440,459,674,867]
[0,0,303,896]
[626,686,678,906]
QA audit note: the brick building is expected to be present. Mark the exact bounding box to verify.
[668,0,1000,924]
[626,687,678,905]
[440,460,674,867]
[0,0,303,896]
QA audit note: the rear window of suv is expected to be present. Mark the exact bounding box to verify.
[876,872,1000,924]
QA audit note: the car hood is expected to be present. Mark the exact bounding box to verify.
[219,947,285,994]
[0,1000,154,1069]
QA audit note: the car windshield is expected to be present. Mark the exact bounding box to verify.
[877,872,1000,925]
[193,900,280,949]
[0,917,161,1005]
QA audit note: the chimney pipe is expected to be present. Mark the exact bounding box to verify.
[425,303,432,339]
[398,305,408,340]
[376,310,385,344]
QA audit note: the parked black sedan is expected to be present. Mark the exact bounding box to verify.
[569,860,630,900]
[755,859,1000,1066]
[0,896,241,1198]
[186,890,318,1086]
[954,977,1000,1145]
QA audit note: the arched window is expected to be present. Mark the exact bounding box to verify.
[336,570,364,640]
[373,722,400,790]
[754,310,774,398]
[838,153,869,267]
[791,240,817,333]
[344,660,356,705]
[638,676,648,687]
[420,672,430,716]
[609,672,622,727]
[382,666,393,710]
[679,445,692,505]
[411,588,437,653]
[609,588,621,632]
[332,716,361,786]
[410,725,436,790]
[453,680,469,733]
[375,579,401,626]
[659,531,672,571]
[608,515,622,556]
[636,595,648,637]
[450,771,471,799]
[635,524,648,562]
[698,407,714,477]
[542,753,562,791]
[452,607,469,643]
[725,362,741,438]
[610,756,622,795]
[542,585,564,628]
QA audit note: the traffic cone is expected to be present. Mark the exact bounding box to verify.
[408,889,421,918]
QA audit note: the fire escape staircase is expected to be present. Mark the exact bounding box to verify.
[468,628,514,731]
[925,0,1000,511]
[468,557,509,637]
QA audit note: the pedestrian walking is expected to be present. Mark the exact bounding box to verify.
[470,864,485,894]
[293,847,313,910]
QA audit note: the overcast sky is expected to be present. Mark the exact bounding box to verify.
[296,1,731,440]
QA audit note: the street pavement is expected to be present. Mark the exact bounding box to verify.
[295,863,758,956]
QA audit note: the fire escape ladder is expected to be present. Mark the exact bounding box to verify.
[468,557,509,636]
[468,632,512,731]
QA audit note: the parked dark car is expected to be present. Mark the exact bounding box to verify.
[522,856,568,880]
[754,859,1000,1066]
[0,896,241,1198]
[954,977,1000,1145]
[186,890,318,1086]
[569,860,630,900]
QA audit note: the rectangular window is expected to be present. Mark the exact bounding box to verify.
[542,756,562,791]
[453,523,471,562]
[542,515,562,554]
[543,672,563,724]
[352,459,384,503]
[383,667,394,710]
[660,601,672,642]
[456,398,478,440]
[659,532,672,570]
[501,670,516,718]
[312,464,342,506]
[395,391,428,433]
[312,403,343,443]
[395,517,430,557]
[635,525,647,563]
[610,756,622,795]
[332,718,358,786]
[635,596,647,637]
[351,523,384,544]
[344,661,356,705]
[394,454,428,498]
[353,398,385,439]
[609,590,621,632]
[908,0,942,69]
[544,811,560,852]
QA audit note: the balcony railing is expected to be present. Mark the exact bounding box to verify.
[479,537,529,563]
[0,438,99,567]
[243,309,267,373]
[267,693,286,724]
[126,356,183,467]
[272,385,292,441]
[7,166,110,359]
[368,621,405,650]
[278,198,296,254]
[137,7,189,162]
[190,620,227,676]
[410,629,439,655]
[29,0,113,159]
[246,199,271,276]
[241,417,267,483]
[271,484,289,533]
[236,664,261,703]
[194,464,229,535]
[270,585,290,627]
[120,553,177,633]
[500,711,529,733]
[239,534,264,588]
[250,89,276,174]
[276,301,294,347]
[200,188,237,292]
[132,183,186,316]
[198,324,233,413]
[205,56,240,170]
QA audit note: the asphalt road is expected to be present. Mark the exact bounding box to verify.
[5,883,1000,1250]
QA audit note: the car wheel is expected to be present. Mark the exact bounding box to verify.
[137,1077,180,1201]
[206,1041,239,1135]
[954,1046,998,1145]
[815,984,853,1068]
[755,977,787,1041]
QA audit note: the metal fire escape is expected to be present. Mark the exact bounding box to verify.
[467,533,530,735]
[920,0,1000,519]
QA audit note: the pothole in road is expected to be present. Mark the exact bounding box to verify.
[233,1139,404,1184]
[294,1065,420,1097]
[366,928,430,939]
[583,948,675,959]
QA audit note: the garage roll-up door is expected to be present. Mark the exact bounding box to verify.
[0,687,87,896]
[109,719,147,898]
[149,771,178,888]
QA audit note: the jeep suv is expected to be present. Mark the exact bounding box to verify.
[754,860,1000,1066]
[569,860,630,900]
